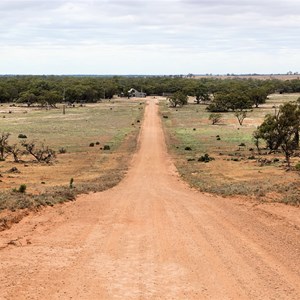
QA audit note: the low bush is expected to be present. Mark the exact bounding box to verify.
[198,154,214,163]
[209,113,222,125]
[295,162,300,171]
[21,141,56,163]
[187,158,195,162]
[69,178,74,189]
[18,184,27,193]
[58,147,67,154]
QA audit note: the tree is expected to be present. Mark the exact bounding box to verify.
[168,91,188,108]
[16,91,37,106]
[209,113,222,125]
[253,130,261,154]
[255,114,280,150]
[22,141,56,163]
[206,92,229,112]
[194,84,210,104]
[234,111,247,126]
[255,102,300,168]
[6,144,23,162]
[248,87,269,108]
[207,91,252,112]
[42,90,62,107]
[0,133,10,160]
[0,85,11,102]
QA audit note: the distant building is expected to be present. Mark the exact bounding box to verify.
[128,88,146,98]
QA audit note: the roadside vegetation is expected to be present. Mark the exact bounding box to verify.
[161,93,300,206]
[1,74,300,220]
[0,99,144,229]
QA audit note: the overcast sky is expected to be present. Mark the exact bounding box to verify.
[0,0,299,75]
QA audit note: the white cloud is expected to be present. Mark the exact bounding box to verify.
[0,0,299,74]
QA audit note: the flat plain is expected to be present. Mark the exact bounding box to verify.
[0,99,144,194]
[0,99,299,299]
[160,93,300,205]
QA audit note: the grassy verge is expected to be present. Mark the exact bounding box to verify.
[160,94,300,206]
[0,99,144,224]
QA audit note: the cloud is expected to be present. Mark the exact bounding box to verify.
[0,0,299,74]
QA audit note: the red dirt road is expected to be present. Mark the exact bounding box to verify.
[1,100,300,299]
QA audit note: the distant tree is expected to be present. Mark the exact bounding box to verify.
[42,90,62,107]
[207,91,252,112]
[207,91,231,112]
[22,141,56,163]
[0,85,10,102]
[255,102,300,168]
[209,113,222,125]
[248,87,269,108]
[255,115,280,150]
[168,91,188,108]
[194,84,211,104]
[253,130,261,154]
[234,111,247,126]
[16,91,37,106]
[6,144,23,162]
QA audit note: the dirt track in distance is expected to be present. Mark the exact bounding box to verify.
[0,99,300,299]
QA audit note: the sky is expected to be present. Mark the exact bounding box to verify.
[0,0,300,75]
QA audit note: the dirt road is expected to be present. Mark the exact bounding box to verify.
[1,100,300,299]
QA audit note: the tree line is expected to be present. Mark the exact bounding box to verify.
[2,75,300,169]
[1,75,300,107]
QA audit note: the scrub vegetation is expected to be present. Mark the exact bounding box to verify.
[161,93,300,206]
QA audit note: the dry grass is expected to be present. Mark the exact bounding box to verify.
[0,99,144,215]
[161,94,300,206]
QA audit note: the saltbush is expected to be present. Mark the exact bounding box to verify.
[198,154,214,163]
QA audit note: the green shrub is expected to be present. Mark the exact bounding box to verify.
[59,147,67,154]
[231,158,240,162]
[187,158,195,162]
[209,113,222,125]
[295,162,300,171]
[198,154,214,163]
[69,178,74,189]
[18,184,27,193]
